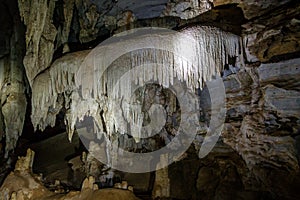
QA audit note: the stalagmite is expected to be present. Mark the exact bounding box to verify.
[14,149,35,172]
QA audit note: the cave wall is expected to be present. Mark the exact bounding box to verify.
[0,0,27,158]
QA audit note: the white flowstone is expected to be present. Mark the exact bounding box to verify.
[31,26,244,145]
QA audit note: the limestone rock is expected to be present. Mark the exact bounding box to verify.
[0,0,27,156]
[0,170,52,200]
[162,0,213,19]
[0,169,139,200]
[117,11,136,29]
[262,85,300,119]
[31,25,243,144]
[14,149,35,172]
[0,1,12,58]
[81,176,96,190]
[242,2,300,62]
[121,181,128,190]
[242,33,259,62]
[217,58,300,197]
[213,0,293,19]
[223,78,297,198]
[18,0,57,85]
[196,166,219,191]
[152,154,170,198]
[76,2,100,43]
[1,86,27,156]
[60,0,76,54]
[1,1,300,199]
[31,50,90,136]
[114,183,122,189]
[128,186,134,192]
[106,0,168,20]
[258,58,300,90]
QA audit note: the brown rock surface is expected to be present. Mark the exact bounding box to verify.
[242,1,300,62]
[0,149,140,200]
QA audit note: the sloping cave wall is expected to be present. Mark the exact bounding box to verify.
[0,0,300,200]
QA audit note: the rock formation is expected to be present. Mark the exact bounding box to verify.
[0,0,299,199]
[0,149,139,200]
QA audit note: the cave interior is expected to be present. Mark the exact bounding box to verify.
[0,0,300,200]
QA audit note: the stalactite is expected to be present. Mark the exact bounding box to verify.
[31,50,90,134]
[31,26,244,143]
